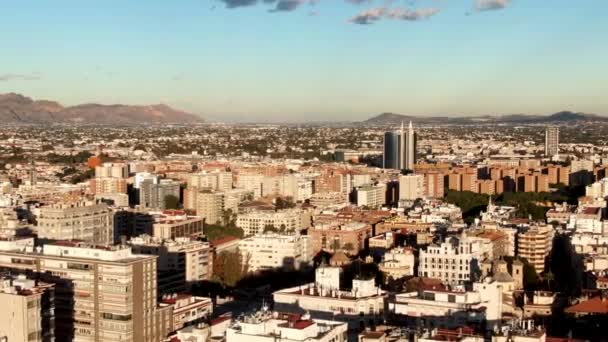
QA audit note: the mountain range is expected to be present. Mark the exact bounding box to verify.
[0,93,203,125]
[363,111,608,126]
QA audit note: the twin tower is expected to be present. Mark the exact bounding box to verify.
[383,121,417,171]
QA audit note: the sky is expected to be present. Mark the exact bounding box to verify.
[1,0,607,122]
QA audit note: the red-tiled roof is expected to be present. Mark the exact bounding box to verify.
[291,320,315,330]
[565,296,608,314]
[211,236,240,247]
[581,207,600,215]
[210,314,232,326]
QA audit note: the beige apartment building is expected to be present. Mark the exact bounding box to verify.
[36,201,114,244]
[195,190,225,225]
[152,212,204,240]
[236,208,312,236]
[0,275,55,342]
[517,224,554,274]
[129,235,213,295]
[0,241,173,342]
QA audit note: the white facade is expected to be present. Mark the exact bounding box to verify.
[273,266,386,325]
[355,184,386,209]
[226,310,347,342]
[95,163,129,178]
[391,278,503,331]
[36,201,114,244]
[239,234,313,272]
[418,236,493,285]
[379,247,415,280]
[236,209,311,236]
[189,171,233,192]
[399,174,425,201]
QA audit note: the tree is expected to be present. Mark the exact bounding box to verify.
[212,250,248,287]
[343,242,355,254]
[222,209,237,227]
[330,239,341,252]
[164,194,180,210]
[544,271,555,291]
[263,224,278,233]
[275,197,296,210]
[204,224,244,241]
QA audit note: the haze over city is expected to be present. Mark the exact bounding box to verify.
[1,2,608,342]
[2,0,607,122]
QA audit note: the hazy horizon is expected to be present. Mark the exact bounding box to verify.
[2,0,607,122]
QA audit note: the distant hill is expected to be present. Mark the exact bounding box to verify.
[0,93,204,125]
[363,111,607,126]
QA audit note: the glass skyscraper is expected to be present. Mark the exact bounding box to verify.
[383,121,417,170]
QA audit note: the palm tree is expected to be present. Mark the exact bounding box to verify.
[544,271,555,291]
[330,239,341,253]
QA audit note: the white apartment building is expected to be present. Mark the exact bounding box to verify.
[355,184,386,209]
[139,178,181,210]
[96,192,130,207]
[585,178,608,199]
[159,294,213,332]
[352,174,373,188]
[36,201,114,244]
[151,211,204,239]
[418,235,493,285]
[188,171,233,192]
[196,190,226,225]
[236,208,312,236]
[239,233,314,272]
[235,173,264,199]
[226,310,347,342]
[391,278,503,331]
[378,247,415,280]
[95,163,129,178]
[0,240,173,342]
[569,206,603,234]
[134,172,158,189]
[399,174,425,201]
[129,235,213,295]
[260,174,314,202]
[273,266,386,327]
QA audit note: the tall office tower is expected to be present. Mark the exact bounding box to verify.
[383,131,400,169]
[403,121,417,170]
[383,122,417,170]
[545,126,559,157]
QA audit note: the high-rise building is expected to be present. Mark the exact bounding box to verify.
[355,184,386,208]
[383,121,417,170]
[399,174,425,201]
[238,233,314,272]
[545,126,559,157]
[36,201,114,244]
[383,131,400,169]
[196,190,225,225]
[0,275,55,342]
[129,235,213,295]
[140,179,181,209]
[403,121,417,171]
[0,240,173,342]
[517,224,554,274]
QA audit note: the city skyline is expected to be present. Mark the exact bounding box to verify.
[2,0,607,122]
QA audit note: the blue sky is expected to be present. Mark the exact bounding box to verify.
[1,0,607,122]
